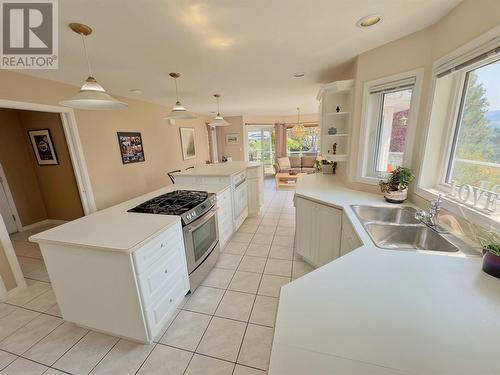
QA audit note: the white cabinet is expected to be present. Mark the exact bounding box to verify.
[295,196,342,267]
[216,187,233,249]
[247,165,264,216]
[340,213,362,257]
[36,221,189,343]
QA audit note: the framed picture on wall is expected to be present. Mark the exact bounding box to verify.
[28,129,59,165]
[179,127,197,160]
[226,133,239,145]
[117,132,145,164]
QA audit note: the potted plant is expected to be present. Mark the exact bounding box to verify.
[315,160,338,174]
[479,231,500,279]
[379,166,415,203]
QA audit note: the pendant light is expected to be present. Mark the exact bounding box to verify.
[163,73,197,120]
[208,94,230,127]
[60,23,127,110]
[292,107,306,138]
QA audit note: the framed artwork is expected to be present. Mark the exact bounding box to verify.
[179,127,197,160]
[117,132,145,164]
[226,133,239,145]
[28,129,59,165]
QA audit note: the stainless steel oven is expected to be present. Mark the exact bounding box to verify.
[183,208,219,291]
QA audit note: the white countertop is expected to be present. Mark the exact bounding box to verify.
[176,161,261,177]
[269,174,500,375]
[29,183,229,253]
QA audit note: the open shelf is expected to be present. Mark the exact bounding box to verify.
[324,112,350,115]
[324,154,348,162]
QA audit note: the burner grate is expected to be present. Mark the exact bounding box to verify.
[128,190,209,215]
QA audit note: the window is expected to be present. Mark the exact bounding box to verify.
[286,126,320,157]
[418,37,500,225]
[359,71,422,182]
[445,59,500,188]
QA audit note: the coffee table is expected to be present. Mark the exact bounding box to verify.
[275,172,308,188]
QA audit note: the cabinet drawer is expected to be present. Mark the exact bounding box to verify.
[145,271,189,338]
[138,248,184,305]
[133,223,184,274]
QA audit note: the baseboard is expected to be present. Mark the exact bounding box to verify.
[20,219,68,232]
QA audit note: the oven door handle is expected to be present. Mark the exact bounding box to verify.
[235,177,247,189]
[185,208,218,233]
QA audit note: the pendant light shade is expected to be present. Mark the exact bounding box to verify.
[60,23,127,110]
[164,73,197,120]
[292,107,306,138]
[208,94,230,127]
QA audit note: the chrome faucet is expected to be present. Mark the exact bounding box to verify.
[415,195,447,233]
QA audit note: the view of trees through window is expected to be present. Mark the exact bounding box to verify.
[287,126,320,156]
[447,60,500,189]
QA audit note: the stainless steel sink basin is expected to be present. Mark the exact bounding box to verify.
[351,205,420,224]
[364,223,459,252]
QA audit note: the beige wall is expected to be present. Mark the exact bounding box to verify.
[0,109,47,225]
[0,71,211,210]
[18,110,84,221]
[0,241,16,291]
[217,116,245,161]
[346,0,500,200]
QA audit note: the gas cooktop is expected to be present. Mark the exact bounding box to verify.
[127,190,216,225]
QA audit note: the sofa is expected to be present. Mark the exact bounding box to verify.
[274,155,318,174]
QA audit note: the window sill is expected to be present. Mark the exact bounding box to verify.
[415,186,500,231]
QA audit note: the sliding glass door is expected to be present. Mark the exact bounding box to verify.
[247,127,275,175]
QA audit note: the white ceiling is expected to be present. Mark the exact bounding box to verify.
[23,0,461,116]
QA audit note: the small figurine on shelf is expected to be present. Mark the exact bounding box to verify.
[332,142,337,155]
[336,106,341,113]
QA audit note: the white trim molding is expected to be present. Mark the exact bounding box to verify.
[0,99,96,215]
[356,68,424,185]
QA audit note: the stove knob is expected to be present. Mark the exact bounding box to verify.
[186,214,192,220]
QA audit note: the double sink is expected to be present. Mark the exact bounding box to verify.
[351,205,479,255]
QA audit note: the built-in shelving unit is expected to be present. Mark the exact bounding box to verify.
[317,80,354,163]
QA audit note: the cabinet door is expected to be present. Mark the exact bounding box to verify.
[315,204,342,266]
[295,197,317,264]
[247,178,259,216]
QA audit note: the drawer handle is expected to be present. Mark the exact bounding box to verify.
[164,269,168,274]
[169,298,173,303]
[160,243,165,248]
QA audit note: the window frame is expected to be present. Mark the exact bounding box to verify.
[356,69,424,185]
[436,54,500,190]
[416,30,500,228]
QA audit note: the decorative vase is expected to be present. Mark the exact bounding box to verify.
[384,188,408,203]
[483,252,500,279]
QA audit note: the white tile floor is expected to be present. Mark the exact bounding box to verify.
[0,177,315,374]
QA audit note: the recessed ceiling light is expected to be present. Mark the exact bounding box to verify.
[357,14,382,28]
[129,89,142,94]
[293,72,305,78]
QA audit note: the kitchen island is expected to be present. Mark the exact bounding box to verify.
[175,161,264,235]
[269,173,499,375]
[30,183,229,343]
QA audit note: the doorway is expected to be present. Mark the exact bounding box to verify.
[246,126,276,175]
[0,100,95,297]
[0,167,18,234]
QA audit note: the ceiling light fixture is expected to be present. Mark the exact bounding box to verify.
[164,72,197,120]
[292,107,306,138]
[60,23,127,110]
[356,14,382,28]
[208,94,230,127]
